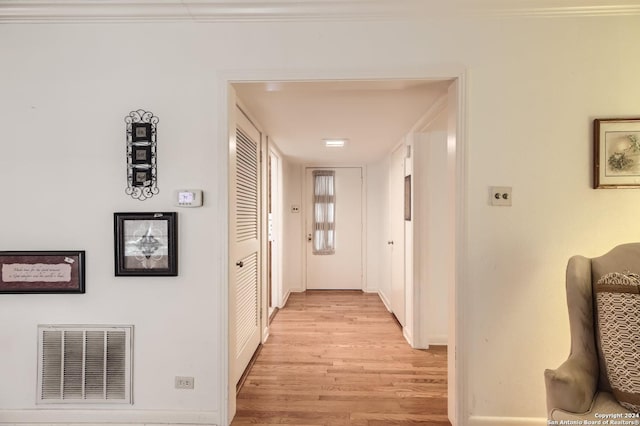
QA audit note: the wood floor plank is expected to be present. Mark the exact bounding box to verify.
[232,290,450,426]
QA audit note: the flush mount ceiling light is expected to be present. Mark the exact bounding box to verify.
[324,139,347,148]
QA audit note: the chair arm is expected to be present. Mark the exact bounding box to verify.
[545,355,598,417]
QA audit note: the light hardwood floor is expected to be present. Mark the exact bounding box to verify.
[232,290,451,426]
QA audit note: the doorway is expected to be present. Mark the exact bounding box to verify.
[304,167,363,290]
[224,73,465,426]
[388,144,406,326]
[267,148,283,315]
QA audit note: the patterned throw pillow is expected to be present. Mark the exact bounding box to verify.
[596,272,640,413]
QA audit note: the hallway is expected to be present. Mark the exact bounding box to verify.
[232,291,450,425]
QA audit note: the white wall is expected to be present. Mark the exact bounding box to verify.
[365,160,390,296]
[1,11,640,425]
[404,136,415,344]
[0,24,223,423]
[281,159,304,294]
[414,107,451,346]
[462,16,640,419]
[380,101,451,349]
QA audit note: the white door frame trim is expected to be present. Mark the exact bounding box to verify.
[217,66,467,426]
[268,146,285,309]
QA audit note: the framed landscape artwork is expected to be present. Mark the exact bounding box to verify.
[594,118,640,188]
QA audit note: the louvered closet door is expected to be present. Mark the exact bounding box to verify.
[230,105,262,386]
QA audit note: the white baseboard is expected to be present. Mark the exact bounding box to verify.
[377,290,392,312]
[402,326,413,345]
[467,415,547,425]
[0,409,218,425]
[428,334,448,346]
[278,289,292,308]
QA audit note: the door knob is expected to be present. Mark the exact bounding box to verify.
[236,260,244,267]
[307,234,312,242]
[387,241,394,245]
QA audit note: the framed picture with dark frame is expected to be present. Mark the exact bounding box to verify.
[594,118,640,188]
[0,251,85,294]
[404,175,412,221]
[114,212,178,276]
[132,145,152,165]
[132,122,152,142]
[132,168,152,187]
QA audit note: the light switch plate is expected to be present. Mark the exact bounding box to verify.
[490,186,512,206]
[175,376,195,389]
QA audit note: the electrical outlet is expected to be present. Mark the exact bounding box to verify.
[175,376,195,389]
[490,186,512,206]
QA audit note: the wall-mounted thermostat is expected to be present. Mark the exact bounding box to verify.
[175,189,203,207]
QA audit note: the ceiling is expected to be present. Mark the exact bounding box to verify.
[234,79,452,165]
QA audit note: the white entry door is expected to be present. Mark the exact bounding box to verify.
[305,167,363,290]
[229,104,262,387]
[389,145,406,326]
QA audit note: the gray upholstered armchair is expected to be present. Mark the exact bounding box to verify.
[545,243,638,421]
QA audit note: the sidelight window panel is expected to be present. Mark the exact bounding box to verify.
[312,170,335,255]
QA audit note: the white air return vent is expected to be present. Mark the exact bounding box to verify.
[37,325,133,404]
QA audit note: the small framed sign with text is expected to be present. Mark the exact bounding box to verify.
[0,251,85,294]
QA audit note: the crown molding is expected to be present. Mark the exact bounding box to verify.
[0,0,639,23]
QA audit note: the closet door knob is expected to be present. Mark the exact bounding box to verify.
[236,261,244,268]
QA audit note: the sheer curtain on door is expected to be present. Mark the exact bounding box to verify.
[312,170,335,255]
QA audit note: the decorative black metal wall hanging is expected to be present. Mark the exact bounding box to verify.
[125,109,158,201]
